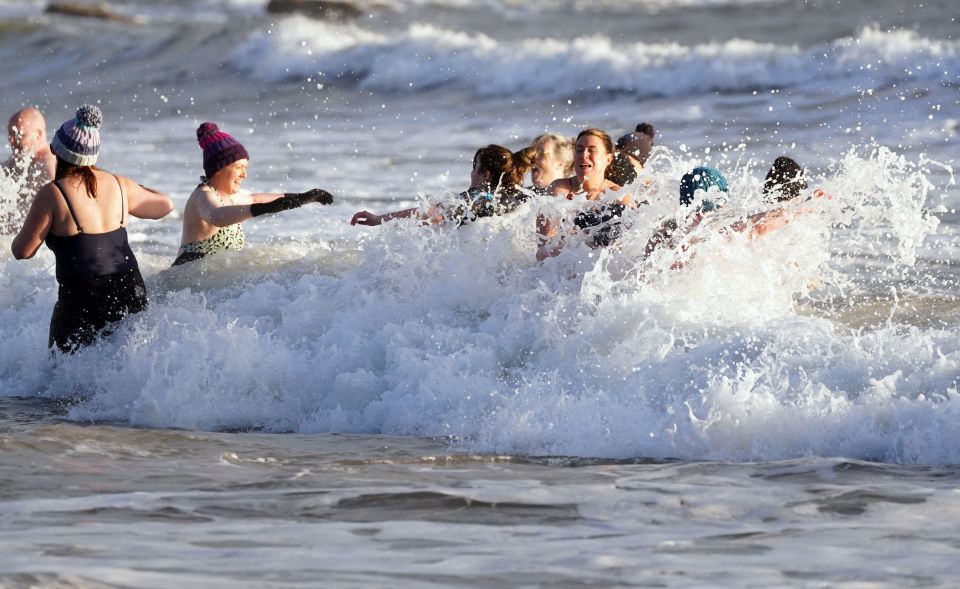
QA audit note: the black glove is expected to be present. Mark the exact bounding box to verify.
[250,188,334,217]
[294,188,334,205]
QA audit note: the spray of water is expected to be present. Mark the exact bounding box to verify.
[1,146,957,463]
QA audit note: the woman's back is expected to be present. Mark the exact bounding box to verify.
[11,104,174,353]
[47,169,127,236]
[44,169,139,283]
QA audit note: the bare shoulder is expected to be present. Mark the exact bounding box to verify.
[110,173,137,191]
[33,182,59,206]
[548,176,575,197]
[92,168,118,181]
[189,183,216,203]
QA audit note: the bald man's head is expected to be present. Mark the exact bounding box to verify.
[8,107,48,156]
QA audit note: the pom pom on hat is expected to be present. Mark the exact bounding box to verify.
[196,122,249,179]
[196,121,220,141]
[50,104,102,167]
[75,104,102,129]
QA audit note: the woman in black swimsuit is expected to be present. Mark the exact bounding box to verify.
[11,105,174,352]
[536,128,636,261]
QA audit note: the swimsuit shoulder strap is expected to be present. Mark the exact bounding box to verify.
[51,179,83,233]
[113,174,126,227]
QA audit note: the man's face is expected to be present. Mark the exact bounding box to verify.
[8,117,42,155]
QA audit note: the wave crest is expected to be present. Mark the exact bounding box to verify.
[232,20,959,98]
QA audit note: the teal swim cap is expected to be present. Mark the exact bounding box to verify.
[679,166,729,211]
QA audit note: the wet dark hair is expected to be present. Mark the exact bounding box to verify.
[54,153,99,198]
[763,156,807,202]
[474,144,536,194]
[635,122,655,138]
[606,152,637,187]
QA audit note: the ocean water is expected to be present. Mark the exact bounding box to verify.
[1,0,959,586]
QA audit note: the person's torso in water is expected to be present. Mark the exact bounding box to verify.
[43,170,139,282]
[177,183,248,259]
[179,183,256,241]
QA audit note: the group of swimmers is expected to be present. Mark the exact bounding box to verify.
[4,105,812,354]
[6,106,333,352]
[349,124,812,261]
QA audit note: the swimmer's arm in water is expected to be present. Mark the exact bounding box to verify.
[734,192,829,240]
[536,212,563,261]
[123,176,174,220]
[744,210,790,240]
[534,179,575,260]
[616,192,639,208]
[812,188,831,200]
[11,186,54,259]
[643,219,677,259]
[350,207,418,226]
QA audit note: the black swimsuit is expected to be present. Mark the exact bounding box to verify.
[44,176,147,352]
[573,202,627,247]
[446,187,532,225]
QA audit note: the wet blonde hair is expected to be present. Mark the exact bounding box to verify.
[531,133,574,176]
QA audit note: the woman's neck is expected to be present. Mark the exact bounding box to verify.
[576,174,606,200]
[469,181,491,193]
[209,178,235,196]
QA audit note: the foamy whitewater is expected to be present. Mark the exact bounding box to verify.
[1,0,959,587]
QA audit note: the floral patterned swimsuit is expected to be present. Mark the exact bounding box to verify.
[172,180,246,266]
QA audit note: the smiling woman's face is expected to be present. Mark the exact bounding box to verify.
[574,134,613,183]
[212,159,248,195]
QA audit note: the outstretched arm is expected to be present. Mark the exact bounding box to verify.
[350,207,417,226]
[123,177,174,220]
[734,188,829,239]
[194,188,254,227]
[197,187,333,226]
[250,189,333,216]
[249,192,284,204]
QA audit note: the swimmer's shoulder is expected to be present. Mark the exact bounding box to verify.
[547,176,577,197]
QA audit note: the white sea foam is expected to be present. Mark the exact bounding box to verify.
[232,20,959,98]
[1,146,955,463]
[381,0,788,12]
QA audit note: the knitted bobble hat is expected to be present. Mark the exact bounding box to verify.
[51,105,102,166]
[197,122,249,179]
